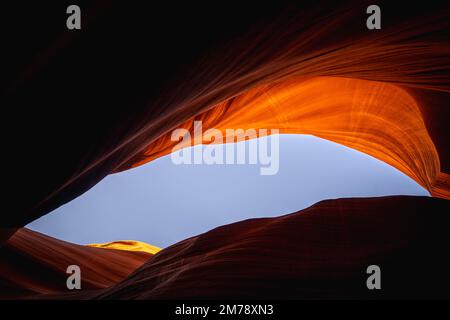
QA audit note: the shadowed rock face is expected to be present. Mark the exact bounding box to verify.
[93,196,450,300]
[3,196,449,299]
[0,229,153,299]
[0,2,449,300]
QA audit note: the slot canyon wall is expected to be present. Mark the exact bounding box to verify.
[1,1,449,299]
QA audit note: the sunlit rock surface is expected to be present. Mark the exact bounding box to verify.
[87,240,160,255]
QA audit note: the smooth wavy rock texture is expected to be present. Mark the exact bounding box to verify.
[131,77,442,195]
[3,196,449,299]
[1,1,449,300]
[92,196,450,299]
[2,1,449,227]
[0,229,153,299]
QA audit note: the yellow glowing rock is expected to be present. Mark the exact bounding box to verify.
[87,240,161,255]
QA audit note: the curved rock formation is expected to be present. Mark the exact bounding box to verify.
[129,77,442,195]
[94,196,450,299]
[0,1,449,300]
[2,1,449,227]
[5,196,449,299]
[0,229,153,299]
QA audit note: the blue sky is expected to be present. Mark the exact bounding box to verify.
[27,134,429,248]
